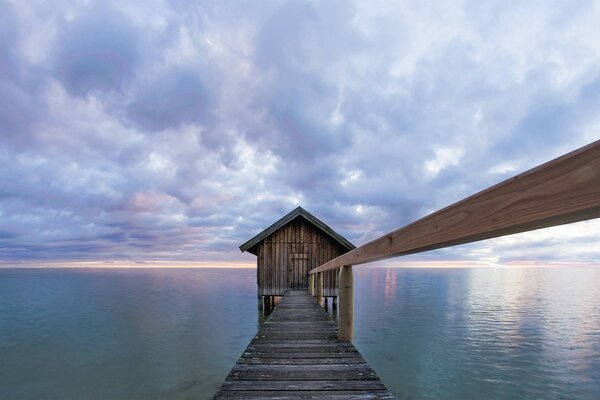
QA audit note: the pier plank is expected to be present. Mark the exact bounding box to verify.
[236,358,367,365]
[213,290,394,399]
[213,390,394,400]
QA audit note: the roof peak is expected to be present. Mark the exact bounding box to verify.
[239,206,355,255]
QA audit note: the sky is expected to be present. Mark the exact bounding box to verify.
[1,0,599,266]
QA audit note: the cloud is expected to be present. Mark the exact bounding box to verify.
[0,2,19,81]
[52,3,141,96]
[245,1,358,162]
[126,68,209,132]
[0,0,599,263]
[0,81,36,145]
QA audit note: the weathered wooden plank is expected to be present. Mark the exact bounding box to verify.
[214,390,395,399]
[338,265,354,342]
[244,346,355,354]
[264,318,336,329]
[244,349,359,357]
[254,330,339,336]
[266,315,331,321]
[257,245,262,294]
[236,358,367,365]
[312,140,600,273]
[241,351,362,359]
[230,363,378,373]
[218,380,389,391]
[252,333,339,340]
[266,309,334,314]
[258,324,336,330]
[280,242,285,295]
[248,342,352,349]
[265,318,331,323]
[267,243,273,293]
[265,308,333,313]
[274,245,280,296]
[228,370,379,381]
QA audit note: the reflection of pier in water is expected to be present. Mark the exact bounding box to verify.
[214,140,600,399]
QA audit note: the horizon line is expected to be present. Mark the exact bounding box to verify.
[0,260,599,269]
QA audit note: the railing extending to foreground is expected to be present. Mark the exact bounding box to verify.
[309,139,600,342]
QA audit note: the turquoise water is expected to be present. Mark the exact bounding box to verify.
[353,267,600,400]
[0,267,599,399]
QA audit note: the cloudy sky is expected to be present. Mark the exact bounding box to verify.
[1,0,599,266]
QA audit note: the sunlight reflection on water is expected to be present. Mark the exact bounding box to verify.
[353,267,600,400]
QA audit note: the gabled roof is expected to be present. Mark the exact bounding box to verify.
[239,206,355,255]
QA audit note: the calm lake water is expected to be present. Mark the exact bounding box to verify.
[0,267,599,399]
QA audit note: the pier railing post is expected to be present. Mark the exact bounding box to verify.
[309,273,314,296]
[316,272,323,306]
[338,265,354,342]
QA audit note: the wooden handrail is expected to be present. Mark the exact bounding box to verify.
[311,139,600,274]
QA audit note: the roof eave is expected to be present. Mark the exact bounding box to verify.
[239,207,355,254]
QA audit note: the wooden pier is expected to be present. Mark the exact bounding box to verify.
[213,290,394,399]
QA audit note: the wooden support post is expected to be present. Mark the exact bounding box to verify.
[332,296,337,311]
[324,297,329,311]
[309,274,314,296]
[316,272,323,306]
[338,265,354,342]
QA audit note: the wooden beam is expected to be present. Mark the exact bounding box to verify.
[316,272,323,306]
[311,139,600,274]
[338,265,354,342]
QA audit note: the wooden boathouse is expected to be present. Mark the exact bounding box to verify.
[239,206,355,304]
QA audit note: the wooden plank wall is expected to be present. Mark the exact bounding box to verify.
[257,219,348,296]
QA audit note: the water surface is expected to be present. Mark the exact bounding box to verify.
[353,267,600,400]
[0,268,258,399]
[1,267,599,399]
